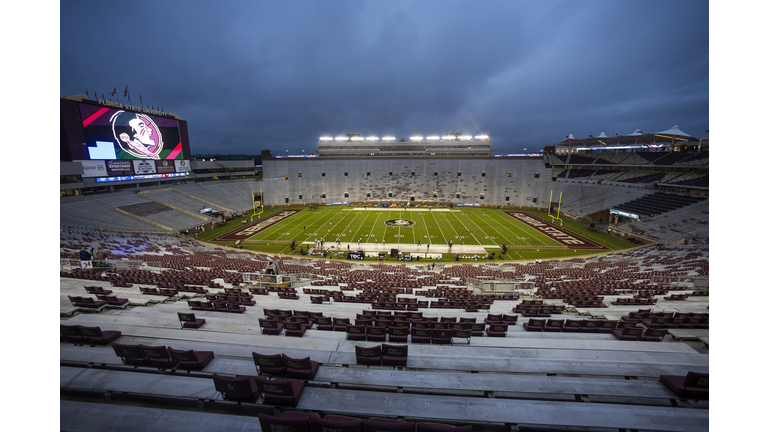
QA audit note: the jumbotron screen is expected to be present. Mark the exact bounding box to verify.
[78,103,184,161]
[61,98,193,179]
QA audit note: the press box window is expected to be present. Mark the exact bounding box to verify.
[285,198,289,203]
[344,172,348,176]
[344,193,349,198]
[322,172,326,177]
[298,173,302,177]
[507,172,512,177]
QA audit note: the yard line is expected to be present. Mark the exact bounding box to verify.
[342,210,368,243]
[445,211,482,244]
[418,212,433,245]
[473,211,533,247]
[438,212,461,245]
[459,211,507,246]
[425,211,448,245]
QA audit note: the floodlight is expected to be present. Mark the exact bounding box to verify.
[410,136,424,141]
[426,135,440,140]
[382,136,396,141]
[366,136,379,141]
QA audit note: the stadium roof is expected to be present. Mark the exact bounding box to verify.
[556,125,699,147]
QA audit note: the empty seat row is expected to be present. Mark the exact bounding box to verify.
[355,344,408,366]
[112,343,214,371]
[60,324,121,345]
[252,352,319,380]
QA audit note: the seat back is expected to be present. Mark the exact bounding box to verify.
[546,319,564,328]
[486,313,502,322]
[389,327,408,338]
[259,318,278,329]
[257,412,315,432]
[252,351,284,368]
[346,325,366,336]
[367,325,386,335]
[112,343,144,361]
[682,371,709,388]
[281,354,313,371]
[284,322,304,331]
[255,376,298,397]
[355,345,382,362]
[76,326,104,338]
[178,312,196,323]
[212,374,259,401]
[564,319,583,327]
[489,323,509,333]
[138,344,171,359]
[60,324,82,338]
[382,344,408,358]
[168,347,199,363]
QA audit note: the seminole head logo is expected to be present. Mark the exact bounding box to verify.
[110,111,163,159]
[385,219,415,227]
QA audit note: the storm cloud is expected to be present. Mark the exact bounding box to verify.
[60,0,709,155]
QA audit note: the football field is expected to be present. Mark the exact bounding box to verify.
[217,207,604,257]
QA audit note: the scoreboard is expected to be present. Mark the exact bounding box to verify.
[61,98,193,181]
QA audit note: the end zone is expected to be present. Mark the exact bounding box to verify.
[217,210,302,241]
[504,212,604,249]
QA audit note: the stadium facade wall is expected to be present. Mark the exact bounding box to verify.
[261,157,555,209]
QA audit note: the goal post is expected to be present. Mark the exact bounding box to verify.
[252,189,264,218]
[548,190,563,222]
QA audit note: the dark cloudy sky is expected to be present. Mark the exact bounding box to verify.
[59,0,709,155]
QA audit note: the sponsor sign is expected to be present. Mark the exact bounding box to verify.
[133,159,157,174]
[77,160,108,178]
[155,159,176,174]
[348,250,365,260]
[107,160,134,175]
[456,203,480,207]
[175,160,191,172]
[325,201,349,206]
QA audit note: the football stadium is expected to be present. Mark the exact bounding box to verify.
[60,96,709,431]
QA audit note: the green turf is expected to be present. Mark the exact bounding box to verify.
[197,206,637,262]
